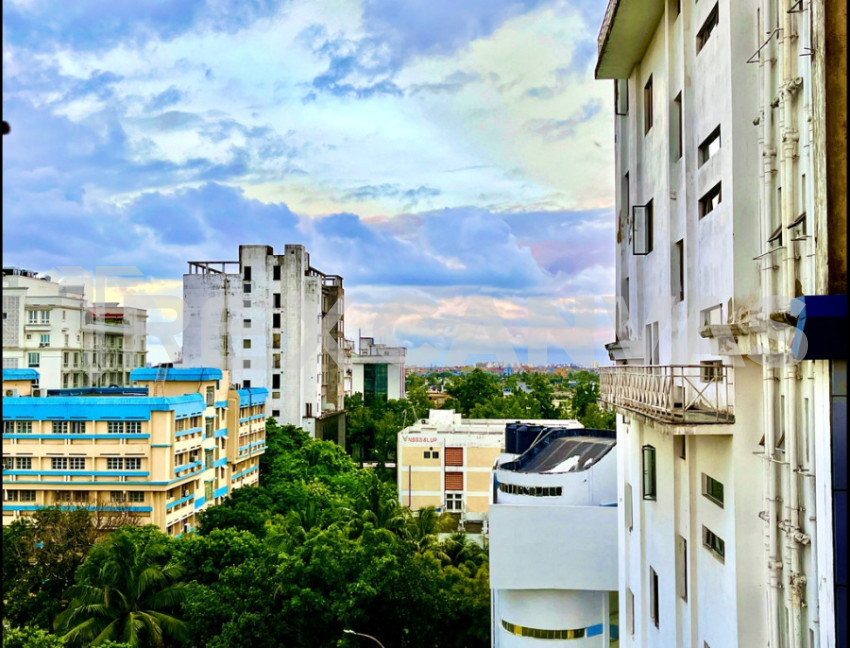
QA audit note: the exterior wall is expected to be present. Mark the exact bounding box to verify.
[2,272,147,389]
[598,0,837,646]
[1,369,266,536]
[182,245,344,439]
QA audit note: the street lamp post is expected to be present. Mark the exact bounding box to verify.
[343,629,386,648]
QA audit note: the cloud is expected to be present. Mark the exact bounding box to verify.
[2,0,289,52]
[408,70,481,95]
[145,86,184,111]
[524,98,603,140]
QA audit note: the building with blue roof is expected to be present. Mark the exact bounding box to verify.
[2,367,267,536]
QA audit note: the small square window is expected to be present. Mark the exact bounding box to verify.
[697,4,719,53]
[129,491,144,503]
[69,457,86,470]
[243,360,251,369]
[52,457,68,470]
[126,458,141,470]
[17,421,32,434]
[126,421,142,434]
[243,319,251,328]
[107,458,124,470]
[242,339,251,349]
[16,457,32,470]
[701,473,725,507]
[699,183,722,218]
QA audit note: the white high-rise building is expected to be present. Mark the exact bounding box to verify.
[595,1,845,647]
[182,245,346,443]
[2,268,148,390]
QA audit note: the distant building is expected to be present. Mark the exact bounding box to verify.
[2,367,267,536]
[2,268,148,389]
[182,245,345,443]
[596,1,846,647]
[396,410,582,532]
[490,425,619,646]
[345,336,406,404]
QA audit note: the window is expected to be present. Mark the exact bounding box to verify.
[627,588,635,636]
[699,183,722,218]
[243,380,251,389]
[646,321,659,365]
[272,374,280,389]
[698,126,721,166]
[273,265,281,280]
[205,449,214,470]
[672,92,683,159]
[445,472,464,491]
[432,451,440,459]
[243,300,251,308]
[205,479,214,501]
[16,457,32,470]
[53,421,68,434]
[446,492,463,511]
[126,458,141,470]
[243,282,251,294]
[17,421,32,434]
[52,457,68,470]
[69,457,85,470]
[703,526,725,561]
[129,491,145,503]
[649,566,660,627]
[2,457,11,471]
[20,490,36,502]
[126,421,142,434]
[243,319,251,329]
[697,4,719,53]
[205,386,215,406]
[424,451,431,459]
[273,293,281,308]
[242,339,251,349]
[4,421,15,434]
[700,360,723,383]
[672,239,684,301]
[273,313,281,328]
[107,458,124,470]
[615,79,629,115]
[28,310,37,324]
[110,491,126,502]
[69,421,86,434]
[625,482,633,531]
[676,435,687,459]
[243,266,252,281]
[40,334,50,347]
[644,76,653,134]
[272,333,281,349]
[702,473,725,507]
[445,447,463,466]
[632,200,653,255]
[27,353,40,368]
[243,360,251,369]
[677,535,688,600]
[642,445,657,500]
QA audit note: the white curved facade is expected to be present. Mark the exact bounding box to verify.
[490,429,619,647]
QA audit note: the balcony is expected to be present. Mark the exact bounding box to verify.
[598,364,734,425]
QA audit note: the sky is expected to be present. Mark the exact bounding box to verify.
[2,0,616,367]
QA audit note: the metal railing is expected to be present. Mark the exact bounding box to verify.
[598,364,734,424]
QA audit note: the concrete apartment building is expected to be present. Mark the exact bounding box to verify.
[396,411,582,531]
[2,367,267,536]
[2,268,148,389]
[182,245,346,444]
[489,426,619,646]
[346,335,407,403]
[595,1,845,647]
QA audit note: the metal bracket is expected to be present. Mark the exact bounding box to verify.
[748,29,782,64]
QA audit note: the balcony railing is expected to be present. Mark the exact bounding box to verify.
[598,364,734,424]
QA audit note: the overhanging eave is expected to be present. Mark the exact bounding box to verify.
[595,0,665,80]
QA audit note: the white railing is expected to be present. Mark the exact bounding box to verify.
[598,365,734,424]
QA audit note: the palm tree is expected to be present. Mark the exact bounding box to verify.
[56,528,188,647]
[403,506,452,555]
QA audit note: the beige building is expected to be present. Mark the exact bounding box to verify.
[2,367,267,536]
[397,410,582,530]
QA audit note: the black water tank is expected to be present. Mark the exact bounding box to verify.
[505,422,519,454]
[516,425,544,455]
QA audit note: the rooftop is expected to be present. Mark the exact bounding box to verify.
[130,367,223,382]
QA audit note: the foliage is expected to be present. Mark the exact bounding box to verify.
[56,526,188,648]
[445,369,500,416]
[1,625,64,648]
[2,507,99,631]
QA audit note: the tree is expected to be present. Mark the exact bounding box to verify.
[2,507,99,631]
[571,381,600,419]
[56,526,188,648]
[445,369,500,415]
[1,625,64,648]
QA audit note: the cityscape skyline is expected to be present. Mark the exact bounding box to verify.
[2,0,617,367]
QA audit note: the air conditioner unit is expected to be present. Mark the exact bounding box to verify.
[5,389,18,397]
[32,389,43,397]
